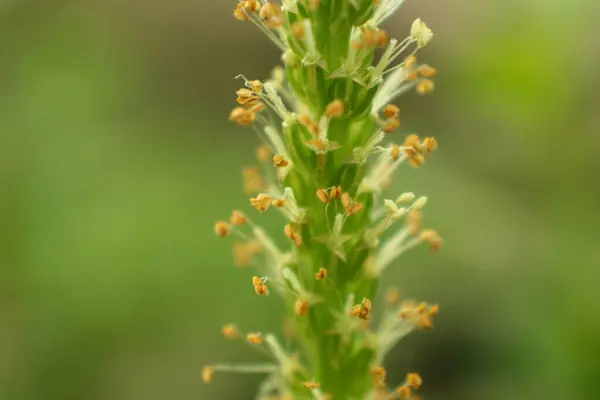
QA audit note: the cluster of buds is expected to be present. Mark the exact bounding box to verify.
[206,1,445,399]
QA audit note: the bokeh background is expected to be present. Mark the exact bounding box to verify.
[1,0,599,399]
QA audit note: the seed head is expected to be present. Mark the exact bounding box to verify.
[214,221,230,237]
[325,99,345,118]
[247,332,263,344]
[250,193,271,212]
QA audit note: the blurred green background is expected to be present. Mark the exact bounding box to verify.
[1,0,599,399]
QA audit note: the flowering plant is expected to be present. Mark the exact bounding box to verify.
[205,1,442,399]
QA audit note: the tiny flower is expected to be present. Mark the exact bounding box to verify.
[376,30,389,47]
[249,79,263,93]
[233,3,248,20]
[371,365,387,387]
[417,79,435,95]
[273,154,289,168]
[428,304,440,316]
[292,21,305,39]
[232,241,262,267]
[271,198,286,207]
[421,229,443,252]
[383,117,400,133]
[329,185,342,200]
[315,268,327,280]
[249,102,265,112]
[412,196,428,209]
[222,324,239,339]
[419,314,433,329]
[303,381,321,390]
[386,288,400,305]
[341,192,364,216]
[406,373,423,389]
[250,193,271,212]
[396,384,412,399]
[407,209,422,234]
[396,192,415,204]
[384,199,398,214]
[284,224,303,247]
[316,188,330,204]
[423,137,438,153]
[256,144,271,161]
[247,332,263,344]
[350,298,372,320]
[341,192,351,210]
[404,134,423,153]
[405,55,417,69]
[298,114,319,136]
[214,221,230,237]
[259,2,282,29]
[391,144,401,161]
[229,107,256,125]
[230,210,247,226]
[410,18,433,48]
[295,298,309,317]
[252,276,270,296]
[325,99,345,118]
[418,64,437,77]
[202,365,214,384]
[383,104,400,119]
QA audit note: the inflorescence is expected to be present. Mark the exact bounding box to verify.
[207,1,443,399]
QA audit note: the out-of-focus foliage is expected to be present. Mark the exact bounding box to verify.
[0,0,598,399]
